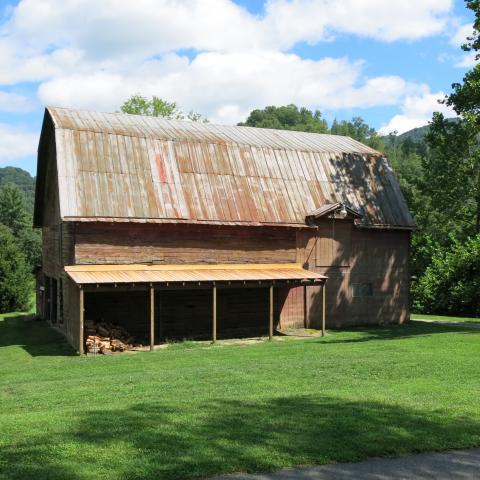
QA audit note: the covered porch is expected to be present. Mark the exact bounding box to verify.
[65,263,327,354]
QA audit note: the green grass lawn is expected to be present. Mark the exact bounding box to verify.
[1,317,480,480]
[411,313,480,323]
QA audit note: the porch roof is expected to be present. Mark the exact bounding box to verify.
[65,263,326,286]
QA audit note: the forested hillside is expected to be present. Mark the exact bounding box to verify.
[0,167,35,213]
[0,167,39,313]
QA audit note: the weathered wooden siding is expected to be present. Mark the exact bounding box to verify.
[37,127,79,348]
[74,223,298,265]
[288,219,410,328]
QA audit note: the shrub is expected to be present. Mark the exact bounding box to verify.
[0,225,32,313]
[412,235,480,317]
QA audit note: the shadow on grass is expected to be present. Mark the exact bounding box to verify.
[1,395,480,480]
[0,315,76,357]
[316,322,480,344]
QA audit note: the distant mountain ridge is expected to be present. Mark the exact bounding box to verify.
[397,125,430,143]
[384,118,460,146]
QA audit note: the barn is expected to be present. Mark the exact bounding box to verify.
[34,106,414,354]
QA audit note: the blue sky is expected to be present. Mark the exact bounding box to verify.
[0,0,476,175]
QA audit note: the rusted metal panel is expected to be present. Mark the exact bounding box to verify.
[47,106,415,229]
[65,263,326,285]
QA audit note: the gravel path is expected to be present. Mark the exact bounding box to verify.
[212,448,480,480]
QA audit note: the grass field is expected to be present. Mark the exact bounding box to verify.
[411,313,480,323]
[1,316,480,480]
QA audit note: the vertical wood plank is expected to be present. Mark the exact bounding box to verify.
[303,285,307,328]
[322,283,326,337]
[269,285,274,340]
[158,291,162,343]
[150,286,155,351]
[212,285,217,343]
[79,288,84,354]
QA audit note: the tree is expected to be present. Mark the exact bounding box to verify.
[427,0,480,233]
[0,183,29,237]
[120,95,208,122]
[239,104,328,133]
[424,113,479,236]
[0,167,36,213]
[18,228,42,272]
[0,225,32,313]
[408,0,480,315]
[330,117,384,150]
[412,235,480,317]
[0,182,41,273]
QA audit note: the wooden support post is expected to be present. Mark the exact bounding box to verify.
[269,285,274,340]
[158,291,162,343]
[150,286,155,351]
[303,285,307,328]
[322,283,326,337]
[49,277,53,322]
[212,285,217,343]
[79,288,84,355]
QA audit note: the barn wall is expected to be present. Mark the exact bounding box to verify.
[308,220,410,327]
[36,126,79,349]
[74,223,298,265]
[290,218,410,328]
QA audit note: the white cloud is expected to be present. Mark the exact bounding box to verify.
[0,0,460,140]
[38,51,419,124]
[455,51,477,68]
[448,22,478,69]
[0,91,32,112]
[379,89,456,135]
[0,0,456,84]
[265,0,453,46]
[450,23,473,47]
[0,124,38,164]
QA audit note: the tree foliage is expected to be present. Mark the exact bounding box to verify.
[0,225,32,313]
[412,235,480,316]
[424,113,480,235]
[330,117,383,150]
[0,166,35,213]
[0,183,41,273]
[120,95,208,122]
[239,104,328,133]
[409,0,480,315]
[0,183,29,237]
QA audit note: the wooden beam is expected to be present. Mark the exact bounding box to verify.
[150,286,155,351]
[212,285,217,343]
[269,285,274,340]
[158,291,162,343]
[322,283,326,337]
[79,288,84,355]
[303,285,307,328]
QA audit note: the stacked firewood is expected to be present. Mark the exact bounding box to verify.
[85,320,142,354]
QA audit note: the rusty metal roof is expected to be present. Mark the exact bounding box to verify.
[65,263,326,285]
[36,106,414,229]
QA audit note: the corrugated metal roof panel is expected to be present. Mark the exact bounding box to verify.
[49,106,379,154]
[44,106,415,229]
[65,263,326,285]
